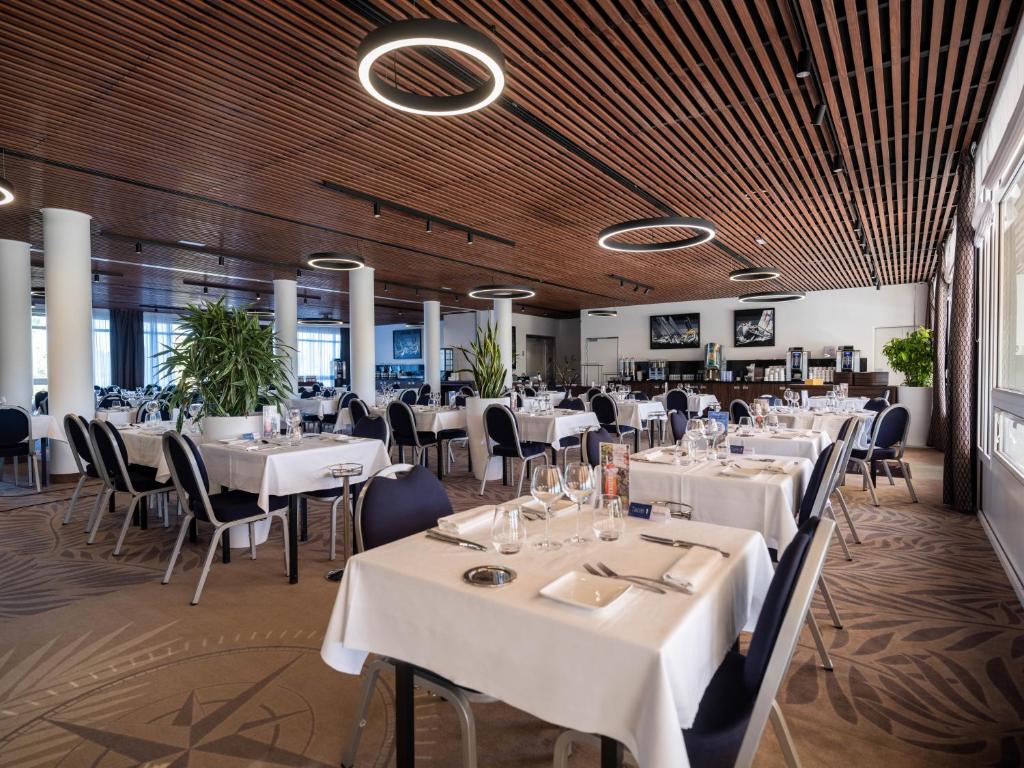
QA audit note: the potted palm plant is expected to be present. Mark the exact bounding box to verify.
[157,298,292,442]
[881,326,933,446]
[455,322,509,481]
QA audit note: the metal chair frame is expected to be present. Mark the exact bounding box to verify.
[478,404,550,497]
[0,405,41,492]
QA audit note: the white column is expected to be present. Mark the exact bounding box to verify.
[273,279,298,396]
[349,266,375,400]
[494,298,513,388]
[424,300,441,394]
[42,208,95,474]
[0,240,33,411]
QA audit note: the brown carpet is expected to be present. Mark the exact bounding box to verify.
[0,448,1021,767]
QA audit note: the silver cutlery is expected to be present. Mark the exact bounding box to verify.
[639,533,730,557]
[426,529,488,551]
[595,562,688,594]
[582,563,666,594]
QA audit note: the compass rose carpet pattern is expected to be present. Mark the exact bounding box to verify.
[0,447,1021,767]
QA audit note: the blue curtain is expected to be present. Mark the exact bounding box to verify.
[111,309,145,389]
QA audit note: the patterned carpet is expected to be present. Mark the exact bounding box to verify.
[0,447,1021,767]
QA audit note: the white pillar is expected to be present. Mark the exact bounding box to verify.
[424,300,441,394]
[0,240,33,411]
[494,298,513,388]
[42,208,95,474]
[349,266,375,400]
[273,279,298,395]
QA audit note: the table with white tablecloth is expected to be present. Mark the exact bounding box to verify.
[806,396,868,410]
[727,426,831,462]
[369,404,467,434]
[775,410,874,449]
[322,509,774,768]
[96,407,136,425]
[654,392,720,414]
[515,409,598,447]
[286,395,341,420]
[629,450,812,551]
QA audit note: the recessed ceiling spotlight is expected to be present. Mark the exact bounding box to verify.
[795,50,812,78]
[218,255,225,266]
[588,309,618,317]
[426,218,432,232]
[467,231,474,244]
[178,239,206,248]
[729,266,781,282]
[307,252,366,271]
[830,155,844,173]
[357,19,506,116]
[598,216,716,252]
[737,290,805,302]
[754,237,767,245]
[372,201,381,218]
[30,287,44,297]
[93,273,100,283]
[467,285,536,300]
[134,242,142,254]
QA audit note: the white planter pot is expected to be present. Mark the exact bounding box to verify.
[466,397,508,481]
[898,386,932,447]
[200,414,264,443]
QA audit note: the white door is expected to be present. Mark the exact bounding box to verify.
[873,325,916,384]
[584,337,619,385]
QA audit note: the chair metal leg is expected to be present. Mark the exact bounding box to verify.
[329,497,340,561]
[832,488,861,544]
[881,460,896,486]
[63,475,86,525]
[818,575,843,628]
[516,459,528,497]
[825,503,853,561]
[279,513,290,575]
[806,612,834,671]
[87,489,113,544]
[340,658,390,768]
[191,526,225,605]
[900,460,919,502]
[113,495,140,555]
[478,457,492,496]
[163,513,193,584]
[855,460,880,506]
[769,700,802,768]
[248,522,256,559]
[413,674,479,768]
[32,455,41,492]
[85,489,104,534]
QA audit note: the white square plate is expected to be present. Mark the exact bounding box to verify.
[539,570,631,610]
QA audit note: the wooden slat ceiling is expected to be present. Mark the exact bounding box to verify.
[0,0,1019,320]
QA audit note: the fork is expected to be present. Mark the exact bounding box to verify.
[582,563,665,594]
[596,562,689,594]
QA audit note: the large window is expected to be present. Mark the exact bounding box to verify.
[30,309,111,389]
[297,325,341,386]
[143,312,183,386]
[998,166,1024,392]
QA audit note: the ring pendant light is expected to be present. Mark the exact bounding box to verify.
[467,285,535,300]
[597,216,716,252]
[0,150,13,205]
[299,318,346,326]
[729,266,781,282]
[307,252,366,271]
[357,19,506,116]
[737,290,805,303]
[587,309,618,317]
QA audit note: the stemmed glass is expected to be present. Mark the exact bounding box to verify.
[686,418,706,459]
[562,462,593,545]
[530,465,564,551]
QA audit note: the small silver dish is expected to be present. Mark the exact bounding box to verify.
[328,462,363,478]
[463,565,517,588]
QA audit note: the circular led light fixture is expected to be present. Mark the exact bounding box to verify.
[298,318,346,326]
[357,19,506,116]
[587,309,618,317]
[467,284,536,300]
[247,310,276,319]
[0,177,14,206]
[737,290,805,303]
[729,266,781,282]
[30,287,44,298]
[597,216,716,252]
[307,252,365,271]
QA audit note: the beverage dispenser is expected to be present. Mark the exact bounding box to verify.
[836,346,860,373]
[704,343,723,380]
[787,347,808,382]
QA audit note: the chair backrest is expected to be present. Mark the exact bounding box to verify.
[134,399,171,423]
[454,394,468,408]
[311,382,323,393]
[523,386,537,397]
[97,395,124,409]
[583,426,615,467]
[667,410,688,444]
[736,516,834,766]
[631,391,649,401]
[796,440,845,526]
[483,404,521,456]
[590,393,618,426]
[558,397,585,411]
[353,414,389,443]
[299,390,315,399]
[88,420,133,492]
[876,388,891,402]
[34,391,49,411]
[459,385,475,396]
[730,399,752,422]
[0,406,30,446]
[387,401,420,445]
[63,413,94,472]
[162,431,222,523]
[665,389,687,413]
[869,404,910,454]
[586,387,602,401]
[863,397,888,412]
[416,394,431,406]
[354,464,453,552]
[399,388,418,405]
[418,383,431,397]
[349,398,369,425]
[340,392,357,408]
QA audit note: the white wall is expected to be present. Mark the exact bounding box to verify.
[580,284,929,371]
[375,323,429,365]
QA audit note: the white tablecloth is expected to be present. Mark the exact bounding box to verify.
[806,396,869,410]
[775,411,874,449]
[96,407,136,425]
[629,451,812,551]
[516,410,598,447]
[31,414,64,441]
[522,391,566,409]
[286,396,340,419]
[322,511,774,768]
[118,424,174,471]
[655,392,719,414]
[614,400,667,429]
[727,427,831,462]
[370,405,467,434]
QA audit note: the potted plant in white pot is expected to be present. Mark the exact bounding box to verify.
[455,322,509,482]
[881,326,933,447]
[157,298,292,442]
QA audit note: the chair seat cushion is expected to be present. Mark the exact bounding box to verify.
[437,428,468,441]
[0,443,31,458]
[196,489,287,522]
[682,651,754,768]
[494,441,547,458]
[559,435,581,448]
[851,447,897,461]
[123,470,172,493]
[416,431,439,445]
[606,424,636,435]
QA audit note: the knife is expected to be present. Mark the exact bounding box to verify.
[639,533,730,557]
[426,530,488,551]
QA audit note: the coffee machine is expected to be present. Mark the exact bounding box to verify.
[704,343,723,380]
[836,346,860,373]
[787,347,808,382]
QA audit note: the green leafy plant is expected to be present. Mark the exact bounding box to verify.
[454,322,508,398]
[882,326,933,387]
[156,298,292,425]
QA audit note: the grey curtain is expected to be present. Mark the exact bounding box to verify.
[944,154,976,512]
[111,309,145,389]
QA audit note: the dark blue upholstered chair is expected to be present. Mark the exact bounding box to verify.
[730,399,752,423]
[665,389,688,415]
[583,426,616,468]
[850,404,916,506]
[0,406,40,490]
[479,404,548,496]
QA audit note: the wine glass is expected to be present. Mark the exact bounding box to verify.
[562,462,593,545]
[530,465,564,551]
[491,505,527,554]
[592,494,624,541]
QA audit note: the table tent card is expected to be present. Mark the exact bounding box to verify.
[599,441,630,506]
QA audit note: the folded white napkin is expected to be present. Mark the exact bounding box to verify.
[663,548,722,593]
[438,505,495,535]
[521,498,575,515]
[720,464,762,479]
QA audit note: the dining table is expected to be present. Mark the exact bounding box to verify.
[774,409,874,448]
[628,448,813,552]
[322,501,774,768]
[727,425,832,462]
[655,391,720,415]
[515,408,599,462]
[286,394,341,420]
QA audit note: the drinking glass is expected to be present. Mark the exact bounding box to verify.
[530,465,564,551]
[491,505,527,554]
[672,439,684,465]
[766,412,780,433]
[686,418,706,459]
[288,408,303,444]
[562,462,593,544]
[592,494,624,541]
[738,416,753,434]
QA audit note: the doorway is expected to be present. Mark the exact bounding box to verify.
[525,335,555,382]
[584,337,619,386]
[874,325,916,384]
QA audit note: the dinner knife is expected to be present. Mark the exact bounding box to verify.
[426,530,488,551]
[639,533,730,557]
